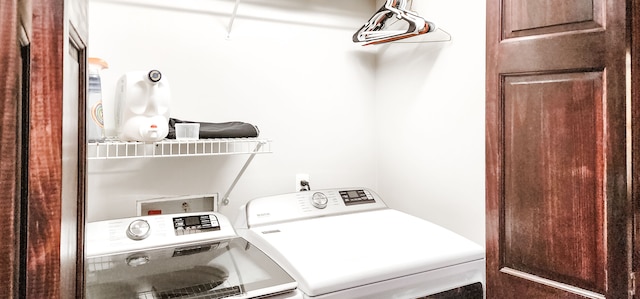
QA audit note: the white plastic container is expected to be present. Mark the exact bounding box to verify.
[115,70,170,142]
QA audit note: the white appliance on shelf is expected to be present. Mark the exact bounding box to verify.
[115,69,171,142]
[85,212,303,299]
[235,188,485,299]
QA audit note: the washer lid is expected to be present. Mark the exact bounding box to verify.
[86,212,297,299]
[85,237,297,299]
[240,209,485,297]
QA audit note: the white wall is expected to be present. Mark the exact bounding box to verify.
[87,0,379,223]
[374,1,486,245]
[87,0,487,246]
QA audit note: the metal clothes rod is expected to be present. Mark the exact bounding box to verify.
[227,0,241,38]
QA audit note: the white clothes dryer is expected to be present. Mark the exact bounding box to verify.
[235,188,485,299]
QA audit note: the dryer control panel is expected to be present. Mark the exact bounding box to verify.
[237,188,388,228]
[339,189,376,205]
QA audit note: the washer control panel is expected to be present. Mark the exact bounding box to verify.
[86,212,236,257]
[173,214,220,235]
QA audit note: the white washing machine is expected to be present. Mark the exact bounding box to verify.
[235,188,485,299]
[85,212,303,299]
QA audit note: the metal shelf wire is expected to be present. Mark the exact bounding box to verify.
[87,138,271,160]
[87,138,272,206]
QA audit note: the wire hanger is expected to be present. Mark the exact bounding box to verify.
[352,0,435,46]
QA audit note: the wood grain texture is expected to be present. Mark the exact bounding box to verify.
[62,27,87,298]
[486,0,631,297]
[503,72,605,292]
[508,0,593,30]
[502,0,603,38]
[633,0,640,295]
[27,0,64,297]
[0,0,20,298]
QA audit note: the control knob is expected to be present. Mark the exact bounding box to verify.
[126,219,151,240]
[311,192,328,209]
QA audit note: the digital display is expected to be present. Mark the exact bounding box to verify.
[340,190,376,206]
[184,216,200,226]
[173,215,219,236]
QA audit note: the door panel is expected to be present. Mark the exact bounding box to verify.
[486,0,630,297]
[497,32,605,74]
[503,72,605,293]
[503,0,603,38]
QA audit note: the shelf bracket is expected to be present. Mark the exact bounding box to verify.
[221,140,266,206]
[227,0,242,39]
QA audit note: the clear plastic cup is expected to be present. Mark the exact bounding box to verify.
[175,123,200,140]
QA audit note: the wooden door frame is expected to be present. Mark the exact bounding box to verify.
[0,0,24,297]
[26,0,66,297]
[26,0,88,297]
[633,0,640,295]
[67,21,88,299]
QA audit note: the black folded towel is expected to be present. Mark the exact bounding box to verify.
[167,118,260,139]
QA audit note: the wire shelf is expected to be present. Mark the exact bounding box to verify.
[87,138,272,160]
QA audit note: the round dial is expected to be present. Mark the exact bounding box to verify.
[126,219,151,241]
[311,192,328,209]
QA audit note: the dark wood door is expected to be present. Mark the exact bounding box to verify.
[0,0,87,298]
[0,0,27,297]
[486,0,633,298]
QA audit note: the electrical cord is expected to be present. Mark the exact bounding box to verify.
[300,180,310,191]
